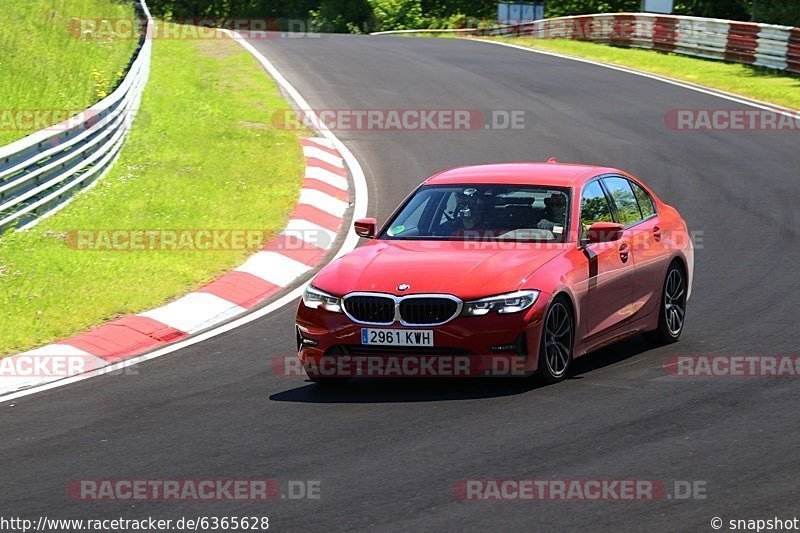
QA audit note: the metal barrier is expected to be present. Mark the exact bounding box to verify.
[372,13,800,76]
[0,0,153,234]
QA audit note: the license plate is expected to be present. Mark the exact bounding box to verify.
[361,328,434,347]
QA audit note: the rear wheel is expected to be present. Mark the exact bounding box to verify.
[537,296,574,384]
[645,261,687,345]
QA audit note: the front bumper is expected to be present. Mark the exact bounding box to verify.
[295,293,550,378]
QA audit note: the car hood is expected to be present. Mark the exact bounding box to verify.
[312,240,566,300]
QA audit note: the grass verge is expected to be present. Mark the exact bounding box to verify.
[482,37,800,110]
[0,24,305,356]
[0,0,139,145]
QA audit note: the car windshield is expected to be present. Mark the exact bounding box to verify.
[381,185,570,242]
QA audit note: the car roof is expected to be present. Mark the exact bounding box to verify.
[423,162,625,189]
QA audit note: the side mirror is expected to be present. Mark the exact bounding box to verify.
[585,222,624,245]
[354,218,377,239]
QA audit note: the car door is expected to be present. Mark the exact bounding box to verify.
[579,179,635,340]
[625,178,668,318]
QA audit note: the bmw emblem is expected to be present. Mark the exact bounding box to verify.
[397,283,410,291]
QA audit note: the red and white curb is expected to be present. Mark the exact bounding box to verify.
[0,137,351,397]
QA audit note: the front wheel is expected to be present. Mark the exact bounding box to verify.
[537,296,574,384]
[645,261,687,345]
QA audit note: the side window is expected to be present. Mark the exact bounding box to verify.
[580,181,614,237]
[630,180,656,219]
[602,177,642,226]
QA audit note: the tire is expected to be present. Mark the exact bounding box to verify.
[645,261,687,345]
[537,295,575,384]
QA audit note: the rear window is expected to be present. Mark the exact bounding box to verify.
[630,180,656,218]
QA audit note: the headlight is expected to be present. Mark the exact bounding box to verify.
[302,285,343,313]
[461,290,540,316]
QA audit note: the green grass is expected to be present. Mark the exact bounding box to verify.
[0,0,139,145]
[0,24,306,356]
[484,37,800,110]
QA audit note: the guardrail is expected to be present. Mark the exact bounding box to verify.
[372,13,800,76]
[0,0,153,234]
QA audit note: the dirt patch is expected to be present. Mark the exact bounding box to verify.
[239,120,270,130]
[194,33,240,60]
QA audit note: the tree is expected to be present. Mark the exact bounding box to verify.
[139,0,800,32]
[421,0,496,19]
[752,0,800,27]
[370,0,425,31]
[545,0,641,18]
[673,0,750,21]
[309,0,374,32]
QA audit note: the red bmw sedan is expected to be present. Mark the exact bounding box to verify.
[295,162,693,384]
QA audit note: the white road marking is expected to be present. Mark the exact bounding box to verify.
[306,165,348,190]
[235,251,311,287]
[306,137,336,150]
[299,188,349,217]
[0,345,105,396]
[281,219,338,250]
[138,293,246,334]
[303,145,345,168]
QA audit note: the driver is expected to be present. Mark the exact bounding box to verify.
[455,189,484,230]
[439,188,485,236]
[537,194,567,232]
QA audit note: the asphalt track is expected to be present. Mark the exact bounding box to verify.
[2,34,800,532]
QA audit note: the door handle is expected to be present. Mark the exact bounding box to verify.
[653,226,662,242]
[619,243,630,263]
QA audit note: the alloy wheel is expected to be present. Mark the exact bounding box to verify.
[665,268,686,337]
[545,301,573,378]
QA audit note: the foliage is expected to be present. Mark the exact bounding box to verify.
[143,0,800,31]
[369,0,425,31]
[310,0,374,33]
[544,0,640,18]
[673,0,750,20]
[752,0,800,27]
